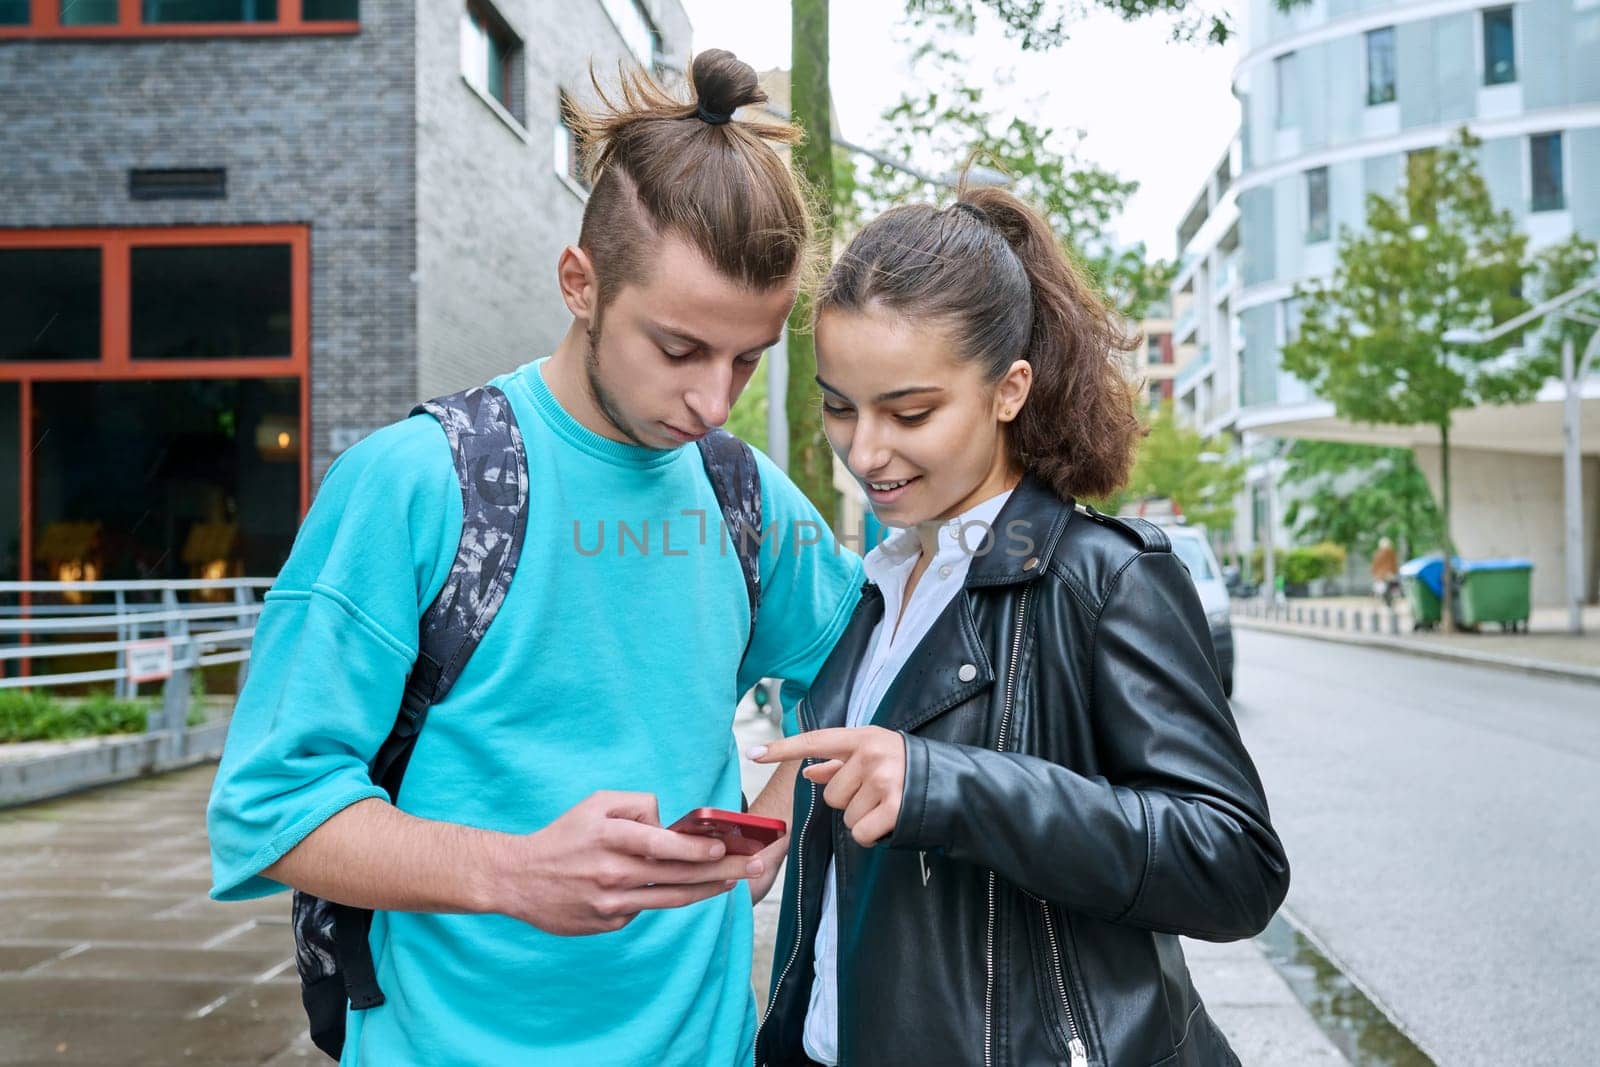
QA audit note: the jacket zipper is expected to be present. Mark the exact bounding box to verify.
[756,706,820,1066]
[1038,901,1088,1067]
[984,587,1031,1067]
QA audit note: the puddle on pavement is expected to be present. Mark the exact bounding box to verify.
[1257,913,1436,1066]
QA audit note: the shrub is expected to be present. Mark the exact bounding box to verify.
[0,690,152,743]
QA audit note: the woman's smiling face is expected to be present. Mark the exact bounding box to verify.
[814,305,1032,528]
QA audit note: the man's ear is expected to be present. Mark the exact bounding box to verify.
[557,245,600,323]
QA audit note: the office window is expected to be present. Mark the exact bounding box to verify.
[60,0,117,24]
[1275,52,1297,129]
[1149,384,1163,409]
[1147,335,1164,365]
[1530,133,1565,212]
[1278,297,1304,347]
[1483,7,1516,85]
[2,0,357,31]
[0,248,101,361]
[1366,27,1396,105]
[142,0,280,23]
[461,2,522,121]
[553,92,589,190]
[303,0,357,18]
[602,0,661,68]
[131,244,291,360]
[1306,168,1330,244]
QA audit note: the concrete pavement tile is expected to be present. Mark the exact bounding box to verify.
[0,895,191,921]
[0,1012,306,1065]
[0,946,66,973]
[1208,1004,1348,1065]
[0,877,122,895]
[12,915,263,946]
[201,921,294,956]
[27,946,294,983]
[0,976,239,1017]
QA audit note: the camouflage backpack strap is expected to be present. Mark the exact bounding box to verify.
[292,384,530,1050]
[695,428,763,636]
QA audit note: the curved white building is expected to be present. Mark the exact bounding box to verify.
[1179,0,1600,606]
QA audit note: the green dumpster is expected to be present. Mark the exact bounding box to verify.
[1455,558,1533,631]
[1398,555,1447,629]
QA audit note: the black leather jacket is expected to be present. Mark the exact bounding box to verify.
[756,477,1290,1067]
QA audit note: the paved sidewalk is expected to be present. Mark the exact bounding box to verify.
[735,706,1347,1065]
[0,767,317,1066]
[0,715,1349,1065]
[1236,596,1600,683]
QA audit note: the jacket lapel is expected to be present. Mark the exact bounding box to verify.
[869,592,995,734]
[805,586,884,731]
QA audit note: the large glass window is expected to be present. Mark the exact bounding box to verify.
[1275,52,1298,129]
[1530,133,1565,212]
[0,0,27,24]
[1305,168,1330,244]
[1366,27,1397,105]
[553,91,588,190]
[461,1,522,120]
[60,0,118,24]
[130,244,291,360]
[142,0,279,23]
[0,248,101,361]
[302,0,356,18]
[601,0,660,68]
[31,379,301,580]
[1483,7,1516,85]
[0,383,17,581]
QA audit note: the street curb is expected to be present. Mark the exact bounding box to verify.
[1233,617,1600,687]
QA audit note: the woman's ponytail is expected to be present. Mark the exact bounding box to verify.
[814,184,1144,501]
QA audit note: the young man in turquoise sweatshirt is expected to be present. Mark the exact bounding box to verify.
[206,53,863,1065]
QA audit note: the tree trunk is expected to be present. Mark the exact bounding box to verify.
[1439,420,1456,634]
[787,0,838,527]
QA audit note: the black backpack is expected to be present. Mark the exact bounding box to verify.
[290,384,765,1060]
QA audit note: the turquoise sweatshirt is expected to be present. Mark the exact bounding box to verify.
[207,358,863,1065]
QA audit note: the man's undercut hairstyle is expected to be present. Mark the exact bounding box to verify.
[568,49,814,308]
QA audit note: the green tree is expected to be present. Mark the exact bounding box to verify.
[851,43,1170,317]
[905,0,1308,47]
[787,0,839,525]
[1280,441,1442,561]
[1097,404,1245,532]
[1281,130,1535,631]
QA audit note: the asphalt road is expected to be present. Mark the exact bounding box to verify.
[1228,628,1600,1066]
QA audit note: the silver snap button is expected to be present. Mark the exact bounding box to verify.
[938,565,953,579]
[958,663,978,682]
[1023,557,1040,571]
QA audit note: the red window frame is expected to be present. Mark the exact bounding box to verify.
[0,0,358,40]
[0,224,312,588]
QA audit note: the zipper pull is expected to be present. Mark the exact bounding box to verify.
[918,851,931,887]
[1069,1037,1088,1067]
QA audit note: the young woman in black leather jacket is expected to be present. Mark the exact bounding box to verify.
[749,186,1290,1067]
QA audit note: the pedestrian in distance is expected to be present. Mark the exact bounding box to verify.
[207,50,864,1066]
[750,183,1291,1067]
[1372,535,1401,608]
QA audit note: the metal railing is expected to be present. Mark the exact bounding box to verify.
[0,578,270,732]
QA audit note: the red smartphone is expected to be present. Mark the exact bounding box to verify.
[668,808,787,856]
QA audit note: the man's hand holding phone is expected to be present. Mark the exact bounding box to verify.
[493,791,764,936]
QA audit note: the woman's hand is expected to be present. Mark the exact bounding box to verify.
[749,728,906,847]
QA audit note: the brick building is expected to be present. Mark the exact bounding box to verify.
[0,0,690,582]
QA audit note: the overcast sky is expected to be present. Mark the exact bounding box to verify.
[677,0,1242,261]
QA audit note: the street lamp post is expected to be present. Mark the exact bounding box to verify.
[1443,276,1600,635]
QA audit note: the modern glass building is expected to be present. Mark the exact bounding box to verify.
[1176,0,1600,604]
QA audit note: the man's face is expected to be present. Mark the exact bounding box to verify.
[584,237,795,450]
